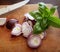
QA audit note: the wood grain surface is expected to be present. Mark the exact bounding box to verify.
[0,4,60,52]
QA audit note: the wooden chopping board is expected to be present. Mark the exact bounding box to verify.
[0,4,60,52]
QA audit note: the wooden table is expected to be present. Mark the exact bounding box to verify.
[0,0,60,17]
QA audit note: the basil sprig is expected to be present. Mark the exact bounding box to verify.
[29,2,60,34]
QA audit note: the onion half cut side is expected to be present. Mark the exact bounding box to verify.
[22,22,33,38]
[11,24,22,36]
[27,35,41,48]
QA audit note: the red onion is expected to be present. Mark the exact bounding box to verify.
[39,32,46,39]
[24,13,36,27]
[11,24,22,36]
[22,22,33,38]
[0,18,7,26]
[6,19,18,29]
[24,13,35,20]
[27,35,41,48]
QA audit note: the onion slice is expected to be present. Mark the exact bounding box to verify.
[39,32,46,39]
[22,22,33,38]
[24,13,34,20]
[0,18,7,26]
[6,19,18,29]
[27,35,41,48]
[11,24,22,36]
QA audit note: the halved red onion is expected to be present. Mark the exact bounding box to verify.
[27,35,41,48]
[6,19,18,29]
[22,22,33,38]
[11,24,22,36]
[0,18,7,26]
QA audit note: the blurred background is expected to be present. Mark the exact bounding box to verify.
[0,0,60,16]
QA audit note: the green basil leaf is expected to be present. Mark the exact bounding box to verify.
[29,11,42,21]
[47,16,60,28]
[29,11,36,19]
[40,18,48,30]
[33,22,42,34]
[38,3,50,17]
[50,6,57,15]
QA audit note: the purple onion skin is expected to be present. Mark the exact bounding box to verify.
[6,19,18,30]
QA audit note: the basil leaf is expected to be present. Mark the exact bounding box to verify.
[39,2,47,10]
[47,16,60,28]
[40,18,48,30]
[29,11,36,19]
[50,6,57,15]
[29,11,42,21]
[33,22,42,34]
[38,3,50,17]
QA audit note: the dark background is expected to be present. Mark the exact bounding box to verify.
[0,0,60,16]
